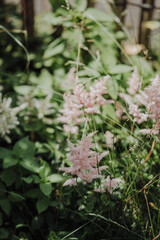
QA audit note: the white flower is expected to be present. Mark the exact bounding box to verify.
[0,93,26,143]
[105,131,118,149]
[18,94,55,124]
[33,94,55,121]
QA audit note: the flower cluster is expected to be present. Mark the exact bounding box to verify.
[18,94,55,124]
[105,131,118,149]
[120,93,148,124]
[58,76,110,134]
[120,71,160,134]
[143,75,160,122]
[59,132,108,186]
[0,93,27,143]
[94,175,122,194]
[127,67,141,96]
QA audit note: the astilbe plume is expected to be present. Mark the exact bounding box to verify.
[59,132,108,186]
[105,131,118,149]
[58,76,110,133]
[127,67,141,96]
[18,94,55,124]
[94,175,122,194]
[120,72,160,134]
[0,93,27,143]
[143,75,160,122]
[119,92,148,124]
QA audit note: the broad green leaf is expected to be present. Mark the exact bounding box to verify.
[109,64,133,74]
[20,158,40,173]
[49,0,65,10]
[13,137,35,158]
[107,78,118,100]
[47,174,64,183]
[23,176,34,184]
[0,199,11,216]
[40,182,52,196]
[36,198,50,214]
[38,69,53,91]
[14,85,32,95]
[1,169,17,186]
[0,148,12,159]
[23,175,40,184]
[102,104,118,122]
[131,56,153,76]
[43,43,64,59]
[69,0,87,12]
[84,8,114,22]
[3,156,18,169]
[101,47,117,68]
[39,161,51,179]
[43,13,63,26]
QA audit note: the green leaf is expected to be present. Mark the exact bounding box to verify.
[1,169,17,186]
[23,175,40,184]
[16,223,27,229]
[14,85,32,95]
[3,156,18,169]
[0,199,11,216]
[20,158,40,173]
[47,174,64,183]
[36,198,50,214]
[102,104,118,122]
[84,8,114,22]
[131,56,153,76]
[107,78,118,100]
[109,64,133,74]
[38,69,53,92]
[39,161,51,180]
[9,192,25,201]
[23,176,33,184]
[70,0,87,12]
[43,43,64,59]
[0,148,12,159]
[13,137,35,158]
[40,182,52,196]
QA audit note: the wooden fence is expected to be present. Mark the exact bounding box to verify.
[1,0,160,48]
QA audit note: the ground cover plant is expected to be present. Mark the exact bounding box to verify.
[0,0,160,239]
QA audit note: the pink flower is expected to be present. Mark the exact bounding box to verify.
[63,178,77,186]
[120,93,148,124]
[120,74,160,127]
[143,75,160,122]
[115,101,124,119]
[63,125,79,134]
[105,131,118,149]
[127,67,141,96]
[138,128,159,135]
[104,176,121,194]
[58,75,110,134]
[59,132,108,185]
[94,176,122,194]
